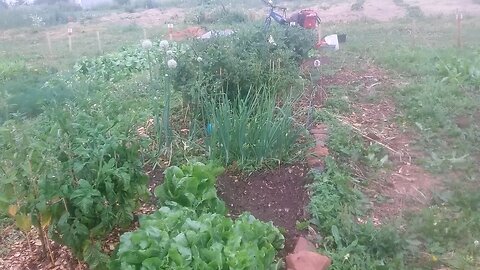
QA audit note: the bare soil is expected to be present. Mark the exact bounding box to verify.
[297,0,480,22]
[217,164,309,253]
[97,8,185,27]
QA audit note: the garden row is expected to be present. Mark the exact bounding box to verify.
[0,24,317,269]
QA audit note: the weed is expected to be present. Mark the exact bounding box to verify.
[323,86,352,113]
[295,220,310,231]
[308,158,406,269]
[436,52,480,87]
[406,185,480,269]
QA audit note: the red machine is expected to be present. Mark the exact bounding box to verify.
[296,10,320,29]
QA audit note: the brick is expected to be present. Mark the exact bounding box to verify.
[314,146,329,157]
[293,237,316,253]
[286,251,331,270]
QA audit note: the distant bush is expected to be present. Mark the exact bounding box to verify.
[1,70,74,124]
[0,90,150,268]
[0,3,83,29]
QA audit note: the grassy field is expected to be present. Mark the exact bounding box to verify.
[1,0,479,269]
[309,15,480,269]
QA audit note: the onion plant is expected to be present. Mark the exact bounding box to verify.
[203,86,300,169]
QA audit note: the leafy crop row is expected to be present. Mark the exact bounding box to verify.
[1,22,313,268]
[203,89,300,169]
[112,206,284,269]
[113,162,285,269]
[74,25,316,104]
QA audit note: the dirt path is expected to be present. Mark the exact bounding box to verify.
[314,64,440,224]
[306,0,480,22]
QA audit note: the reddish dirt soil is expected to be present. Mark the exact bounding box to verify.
[0,230,86,270]
[217,164,310,253]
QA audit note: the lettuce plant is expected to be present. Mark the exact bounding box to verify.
[112,205,284,270]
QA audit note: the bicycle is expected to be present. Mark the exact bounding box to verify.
[262,0,321,31]
[262,0,288,31]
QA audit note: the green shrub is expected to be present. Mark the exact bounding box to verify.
[154,162,226,215]
[111,205,284,269]
[73,25,314,103]
[171,25,311,102]
[0,99,149,268]
[75,47,149,82]
[1,72,73,123]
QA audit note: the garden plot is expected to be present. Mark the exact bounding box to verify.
[1,1,480,269]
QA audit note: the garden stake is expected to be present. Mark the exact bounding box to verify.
[456,11,463,48]
[168,24,173,40]
[96,31,102,53]
[68,28,73,53]
[306,71,317,129]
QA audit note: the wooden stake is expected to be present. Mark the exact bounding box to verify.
[168,23,173,41]
[456,12,463,48]
[68,35,72,52]
[67,28,73,53]
[96,31,102,53]
[143,28,147,39]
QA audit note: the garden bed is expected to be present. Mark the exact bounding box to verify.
[217,164,309,254]
[147,163,310,254]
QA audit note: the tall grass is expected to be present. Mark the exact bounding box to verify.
[203,86,300,169]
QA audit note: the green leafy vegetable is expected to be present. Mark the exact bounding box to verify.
[154,162,226,215]
[112,205,284,270]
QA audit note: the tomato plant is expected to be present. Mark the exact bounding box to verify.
[0,99,149,268]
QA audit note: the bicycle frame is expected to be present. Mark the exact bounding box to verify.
[263,1,288,31]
